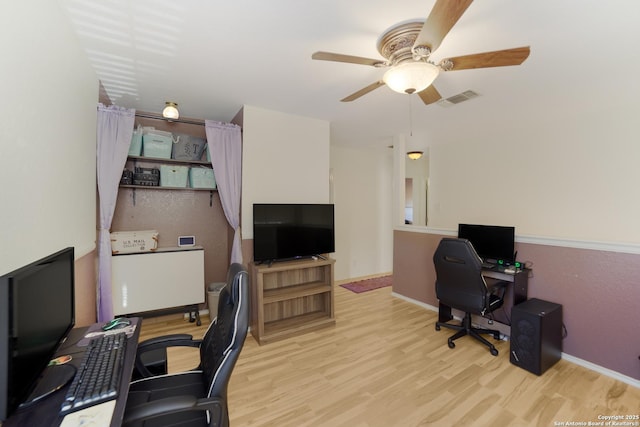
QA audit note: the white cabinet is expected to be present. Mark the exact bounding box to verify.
[111,247,204,318]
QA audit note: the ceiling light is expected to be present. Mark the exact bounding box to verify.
[383,62,440,95]
[162,102,179,120]
[407,151,423,160]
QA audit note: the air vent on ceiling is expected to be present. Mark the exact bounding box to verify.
[437,90,480,107]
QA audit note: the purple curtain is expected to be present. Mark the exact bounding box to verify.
[205,120,243,264]
[96,104,135,322]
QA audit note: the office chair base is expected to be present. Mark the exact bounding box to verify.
[436,313,500,356]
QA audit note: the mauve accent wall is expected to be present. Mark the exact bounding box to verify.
[74,250,97,327]
[393,230,640,381]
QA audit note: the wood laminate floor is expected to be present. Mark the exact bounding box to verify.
[139,285,640,427]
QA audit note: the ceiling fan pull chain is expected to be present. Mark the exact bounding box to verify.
[409,95,414,137]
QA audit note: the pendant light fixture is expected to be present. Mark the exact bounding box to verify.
[162,102,179,120]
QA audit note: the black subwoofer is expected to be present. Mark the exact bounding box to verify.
[510,298,563,375]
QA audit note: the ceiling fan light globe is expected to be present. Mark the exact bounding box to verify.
[383,62,439,95]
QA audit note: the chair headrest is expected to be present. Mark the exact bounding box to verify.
[434,238,483,268]
[226,263,247,302]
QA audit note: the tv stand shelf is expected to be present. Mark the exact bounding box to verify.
[250,257,335,345]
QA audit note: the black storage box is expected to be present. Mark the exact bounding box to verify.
[133,167,160,186]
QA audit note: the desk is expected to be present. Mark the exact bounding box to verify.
[438,267,529,334]
[3,318,141,427]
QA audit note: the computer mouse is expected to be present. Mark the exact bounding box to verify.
[102,317,131,331]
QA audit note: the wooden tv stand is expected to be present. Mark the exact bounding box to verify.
[250,257,335,345]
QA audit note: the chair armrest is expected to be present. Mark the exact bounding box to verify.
[122,395,224,426]
[138,334,200,351]
[135,334,203,378]
[485,279,509,305]
[485,278,509,290]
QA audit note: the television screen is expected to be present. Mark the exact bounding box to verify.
[253,204,335,262]
[457,224,515,264]
[0,247,75,421]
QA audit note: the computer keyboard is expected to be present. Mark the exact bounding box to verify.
[60,332,127,415]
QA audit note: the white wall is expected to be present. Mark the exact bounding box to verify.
[0,2,98,274]
[330,145,394,281]
[405,153,429,226]
[241,105,331,240]
[427,103,640,244]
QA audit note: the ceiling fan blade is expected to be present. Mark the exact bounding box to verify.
[312,51,386,67]
[418,85,442,105]
[442,46,531,70]
[414,0,473,55]
[341,81,386,102]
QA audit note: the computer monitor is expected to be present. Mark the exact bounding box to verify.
[457,224,515,265]
[0,247,75,421]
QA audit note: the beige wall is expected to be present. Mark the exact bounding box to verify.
[330,145,394,281]
[426,104,640,244]
[240,105,331,241]
[1,3,98,272]
[74,251,98,326]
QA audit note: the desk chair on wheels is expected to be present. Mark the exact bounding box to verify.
[433,238,508,356]
[123,263,249,427]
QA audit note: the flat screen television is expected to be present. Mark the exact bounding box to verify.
[253,203,335,263]
[0,247,75,421]
[457,224,515,265]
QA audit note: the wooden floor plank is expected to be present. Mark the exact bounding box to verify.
[139,285,640,426]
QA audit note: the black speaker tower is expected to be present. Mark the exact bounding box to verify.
[510,298,563,375]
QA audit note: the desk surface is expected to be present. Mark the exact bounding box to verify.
[3,318,141,427]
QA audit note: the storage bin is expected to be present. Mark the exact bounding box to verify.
[128,127,143,156]
[189,167,216,189]
[110,230,158,254]
[143,130,174,159]
[160,164,189,188]
[172,134,207,161]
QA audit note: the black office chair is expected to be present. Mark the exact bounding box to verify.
[123,263,249,427]
[433,238,507,356]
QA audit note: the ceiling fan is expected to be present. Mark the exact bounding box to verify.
[312,0,530,105]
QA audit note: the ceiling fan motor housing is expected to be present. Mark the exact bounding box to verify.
[377,21,427,66]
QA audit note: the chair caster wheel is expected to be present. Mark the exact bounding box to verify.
[435,324,441,331]
[490,347,498,356]
[448,340,455,349]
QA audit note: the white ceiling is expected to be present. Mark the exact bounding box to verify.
[59,0,640,151]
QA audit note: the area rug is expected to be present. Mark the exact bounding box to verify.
[340,275,392,294]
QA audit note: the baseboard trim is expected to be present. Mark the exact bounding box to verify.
[391,292,640,389]
[391,291,439,313]
[560,353,640,389]
[335,271,392,286]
